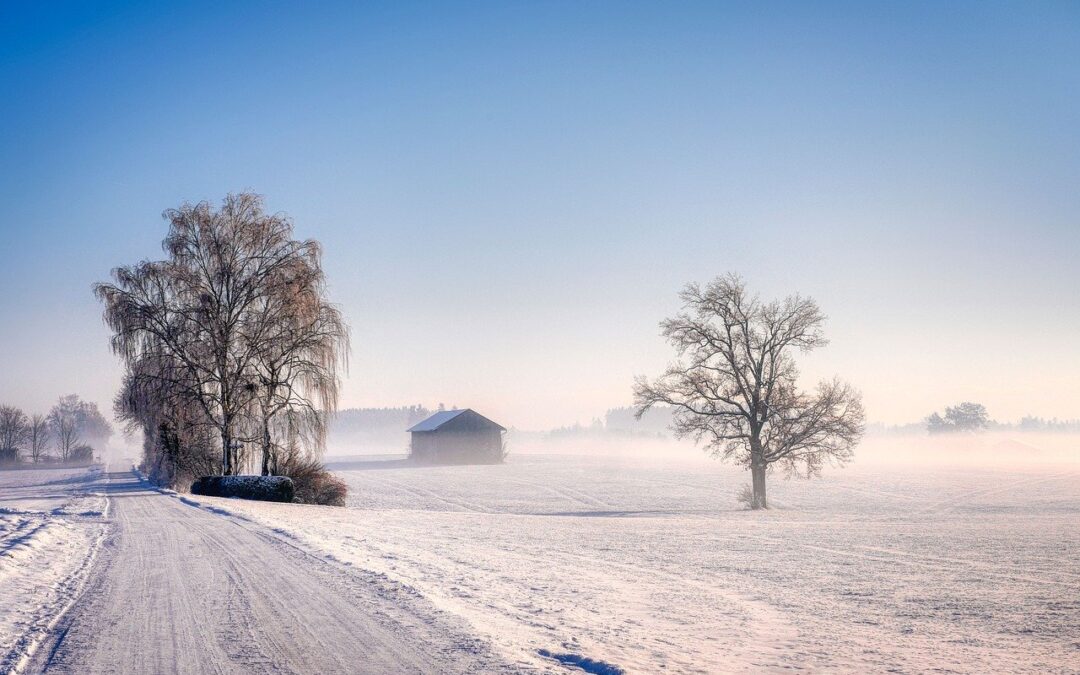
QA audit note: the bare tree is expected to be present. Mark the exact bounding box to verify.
[927,402,989,434]
[247,256,348,475]
[115,354,218,486]
[28,414,50,463]
[634,274,864,509]
[48,397,82,463]
[0,406,30,464]
[45,395,110,463]
[73,399,113,448]
[96,193,349,476]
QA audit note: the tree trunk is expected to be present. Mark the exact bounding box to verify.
[221,428,233,476]
[260,420,271,476]
[260,390,275,476]
[748,432,768,510]
[751,462,767,509]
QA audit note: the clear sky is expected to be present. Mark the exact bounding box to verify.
[1,1,1078,430]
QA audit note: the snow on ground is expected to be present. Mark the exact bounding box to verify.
[0,466,107,672]
[183,449,1080,674]
[26,470,511,674]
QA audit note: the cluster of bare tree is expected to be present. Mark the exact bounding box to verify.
[95,194,349,493]
[0,394,112,466]
[1016,416,1080,433]
[635,274,865,509]
[926,402,989,434]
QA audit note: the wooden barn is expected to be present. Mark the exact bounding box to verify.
[407,409,506,465]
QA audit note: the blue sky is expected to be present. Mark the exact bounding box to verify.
[1,1,1078,429]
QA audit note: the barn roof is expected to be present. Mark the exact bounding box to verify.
[407,409,506,432]
[407,409,467,431]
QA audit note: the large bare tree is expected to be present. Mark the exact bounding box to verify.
[634,274,864,509]
[96,193,348,476]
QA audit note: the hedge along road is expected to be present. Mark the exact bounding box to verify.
[26,468,511,675]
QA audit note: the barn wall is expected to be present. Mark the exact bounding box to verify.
[409,429,503,464]
[409,432,438,462]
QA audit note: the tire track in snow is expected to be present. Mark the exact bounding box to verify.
[29,469,510,674]
[6,484,110,675]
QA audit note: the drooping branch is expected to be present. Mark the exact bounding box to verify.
[95,193,350,478]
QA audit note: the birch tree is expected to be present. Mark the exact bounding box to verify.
[115,356,218,485]
[96,193,348,476]
[247,255,348,475]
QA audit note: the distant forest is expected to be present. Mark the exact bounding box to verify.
[526,406,675,440]
[329,405,433,453]
[329,404,1080,450]
[1010,417,1080,432]
[867,416,1080,436]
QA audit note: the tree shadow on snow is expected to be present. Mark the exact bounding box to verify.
[538,649,625,675]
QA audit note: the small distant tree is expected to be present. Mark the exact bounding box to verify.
[925,412,948,434]
[45,396,112,462]
[28,414,50,463]
[926,402,989,434]
[0,406,30,465]
[70,444,95,465]
[634,274,865,509]
[1018,416,1044,432]
[73,398,113,448]
[48,397,82,463]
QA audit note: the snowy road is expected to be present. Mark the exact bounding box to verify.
[24,470,510,674]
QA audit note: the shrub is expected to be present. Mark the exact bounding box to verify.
[191,475,295,502]
[735,484,755,509]
[277,454,348,506]
[70,444,95,465]
[0,447,17,466]
[142,428,218,490]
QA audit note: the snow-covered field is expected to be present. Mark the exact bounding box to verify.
[189,447,1080,674]
[0,466,107,672]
